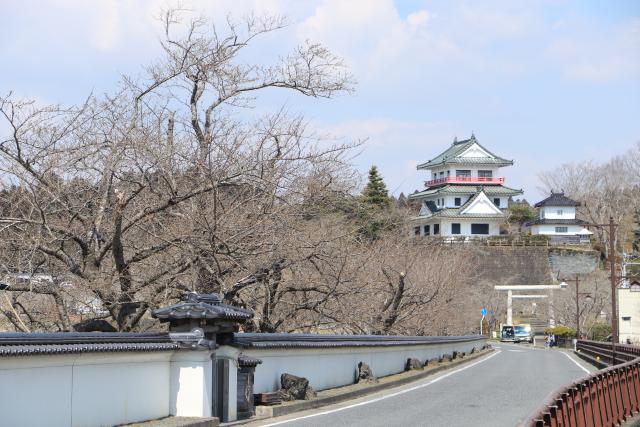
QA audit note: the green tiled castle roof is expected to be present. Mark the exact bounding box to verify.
[408,184,523,199]
[413,208,505,220]
[413,190,506,220]
[416,135,513,169]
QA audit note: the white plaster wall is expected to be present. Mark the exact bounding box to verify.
[0,351,175,427]
[0,355,73,427]
[243,339,485,393]
[540,206,576,220]
[73,352,171,427]
[532,224,584,235]
[170,351,214,418]
[439,219,501,237]
[429,167,501,179]
[619,289,640,344]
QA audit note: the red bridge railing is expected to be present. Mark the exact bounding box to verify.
[522,341,640,426]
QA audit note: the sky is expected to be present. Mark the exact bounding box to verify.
[1,0,639,200]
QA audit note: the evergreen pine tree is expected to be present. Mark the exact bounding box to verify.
[633,210,640,253]
[362,165,390,207]
[397,192,408,209]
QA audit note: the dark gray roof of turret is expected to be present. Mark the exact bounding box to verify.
[152,293,253,322]
[534,192,581,208]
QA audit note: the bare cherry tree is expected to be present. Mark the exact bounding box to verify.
[0,10,355,332]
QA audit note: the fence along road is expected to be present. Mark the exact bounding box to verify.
[246,343,593,427]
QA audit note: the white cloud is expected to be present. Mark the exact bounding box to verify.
[546,17,640,82]
[89,1,121,51]
[311,117,459,195]
[407,10,430,30]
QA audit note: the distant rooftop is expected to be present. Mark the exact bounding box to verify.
[534,191,581,208]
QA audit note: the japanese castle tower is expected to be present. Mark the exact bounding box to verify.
[409,134,522,237]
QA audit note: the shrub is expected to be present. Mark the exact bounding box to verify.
[588,323,612,341]
[544,325,576,338]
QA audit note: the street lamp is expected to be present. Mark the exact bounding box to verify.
[559,275,592,340]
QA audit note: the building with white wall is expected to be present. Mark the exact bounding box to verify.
[409,134,522,237]
[525,192,592,243]
[619,280,640,344]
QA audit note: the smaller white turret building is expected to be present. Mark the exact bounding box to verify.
[525,191,593,244]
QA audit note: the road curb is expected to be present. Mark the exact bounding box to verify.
[249,347,494,421]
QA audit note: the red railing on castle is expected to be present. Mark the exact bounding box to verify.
[424,176,505,187]
[523,341,640,426]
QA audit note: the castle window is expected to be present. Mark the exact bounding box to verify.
[434,224,440,235]
[478,170,493,178]
[555,227,568,233]
[471,224,489,235]
[455,170,471,177]
[414,227,421,236]
[423,225,430,235]
[451,223,461,234]
[493,198,501,207]
[454,197,461,206]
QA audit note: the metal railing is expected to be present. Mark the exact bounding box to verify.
[576,340,640,367]
[524,341,640,426]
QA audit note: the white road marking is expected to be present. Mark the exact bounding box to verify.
[508,350,524,352]
[258,350,502,427]
[561,351,591,374]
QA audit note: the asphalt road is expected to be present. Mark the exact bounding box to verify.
[247,343,595,427]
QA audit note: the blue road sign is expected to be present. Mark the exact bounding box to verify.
[480,308,487,316]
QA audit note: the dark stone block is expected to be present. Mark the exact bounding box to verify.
[356,361,377,384]
[405,358,423,371]
[276,373,316,401]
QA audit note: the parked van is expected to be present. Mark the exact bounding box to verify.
[501,325,515,342]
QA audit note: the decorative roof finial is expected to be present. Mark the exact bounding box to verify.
[471,132,476,140]
[453,136,457,144]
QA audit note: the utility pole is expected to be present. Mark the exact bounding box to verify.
[585,217,619,364]
[507,289,512,325]
[609,216,618,364]
[575,274,580,339]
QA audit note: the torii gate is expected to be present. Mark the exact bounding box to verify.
[494,284,567,326]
